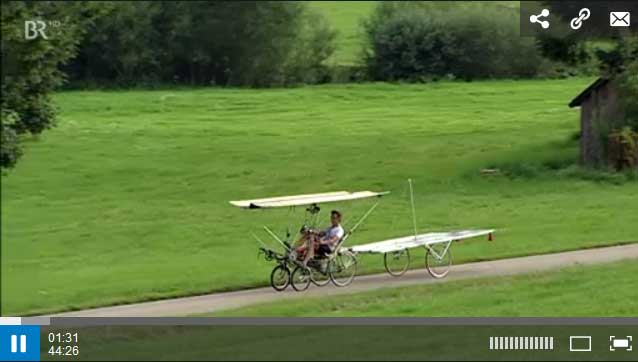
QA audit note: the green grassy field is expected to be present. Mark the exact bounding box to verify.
[213,260,638,316]
[2,78,638,316]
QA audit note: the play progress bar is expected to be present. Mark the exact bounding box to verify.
[490,336,554,350]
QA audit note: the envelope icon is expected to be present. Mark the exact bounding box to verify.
[610,12,630,27]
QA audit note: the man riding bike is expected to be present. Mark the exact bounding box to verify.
[294,210,344,267]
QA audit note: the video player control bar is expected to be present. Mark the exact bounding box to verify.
[490,336,554,350]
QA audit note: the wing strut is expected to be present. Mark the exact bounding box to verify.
[338,200,381,248]
[408,178,418,241]
[263,226,291,251]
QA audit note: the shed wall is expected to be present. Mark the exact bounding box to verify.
[578,81,625,167]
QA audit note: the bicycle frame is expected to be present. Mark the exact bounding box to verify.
[423,239,454,261]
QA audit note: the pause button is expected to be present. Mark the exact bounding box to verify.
[10,335,27,353]
[0,325,40,361]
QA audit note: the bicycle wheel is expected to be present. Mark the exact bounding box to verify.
[309,262,331,286]
[291,266,311,291]
[425,246,451,279]
[329,251,357,287]
[384,249,410,277]
[270,264,290,291]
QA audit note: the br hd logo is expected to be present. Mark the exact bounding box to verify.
[24,20,48,40]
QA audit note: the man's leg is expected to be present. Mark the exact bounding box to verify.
[295,232,312,252]
[302,235,317,266]
[293,233,309,249]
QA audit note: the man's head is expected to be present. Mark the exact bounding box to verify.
[330,210,342,226]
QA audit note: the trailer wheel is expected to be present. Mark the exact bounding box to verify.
[425,247,451,278]
[270,265,290,291]
[384,249,410,277]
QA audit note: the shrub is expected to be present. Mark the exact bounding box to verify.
[363,2,546,81]
[608,127,638,171]
[282,8,336,85]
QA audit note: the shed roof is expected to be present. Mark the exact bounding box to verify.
[568,77,609,108]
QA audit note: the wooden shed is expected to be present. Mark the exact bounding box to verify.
[568,77,626,167]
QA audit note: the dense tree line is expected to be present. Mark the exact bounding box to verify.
[64,1,335,87]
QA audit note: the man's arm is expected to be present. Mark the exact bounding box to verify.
[320,234,340,245]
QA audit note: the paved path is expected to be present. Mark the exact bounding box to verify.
[49,244,638,317]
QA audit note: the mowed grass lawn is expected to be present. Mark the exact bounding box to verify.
[213,260,638,317]
[2,78,638,315]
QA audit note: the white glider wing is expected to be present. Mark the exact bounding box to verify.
[230,190,389,209]
[349,229,494,254]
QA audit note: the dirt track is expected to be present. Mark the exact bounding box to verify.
[49,243,638,317]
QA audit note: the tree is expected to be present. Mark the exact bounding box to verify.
[1,1,103,169]
[539,2,638,76]
[64,1,335,87]
[546,2,638,121]
[64,2,160,86]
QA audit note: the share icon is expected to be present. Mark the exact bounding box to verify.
[530,9,550,29]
